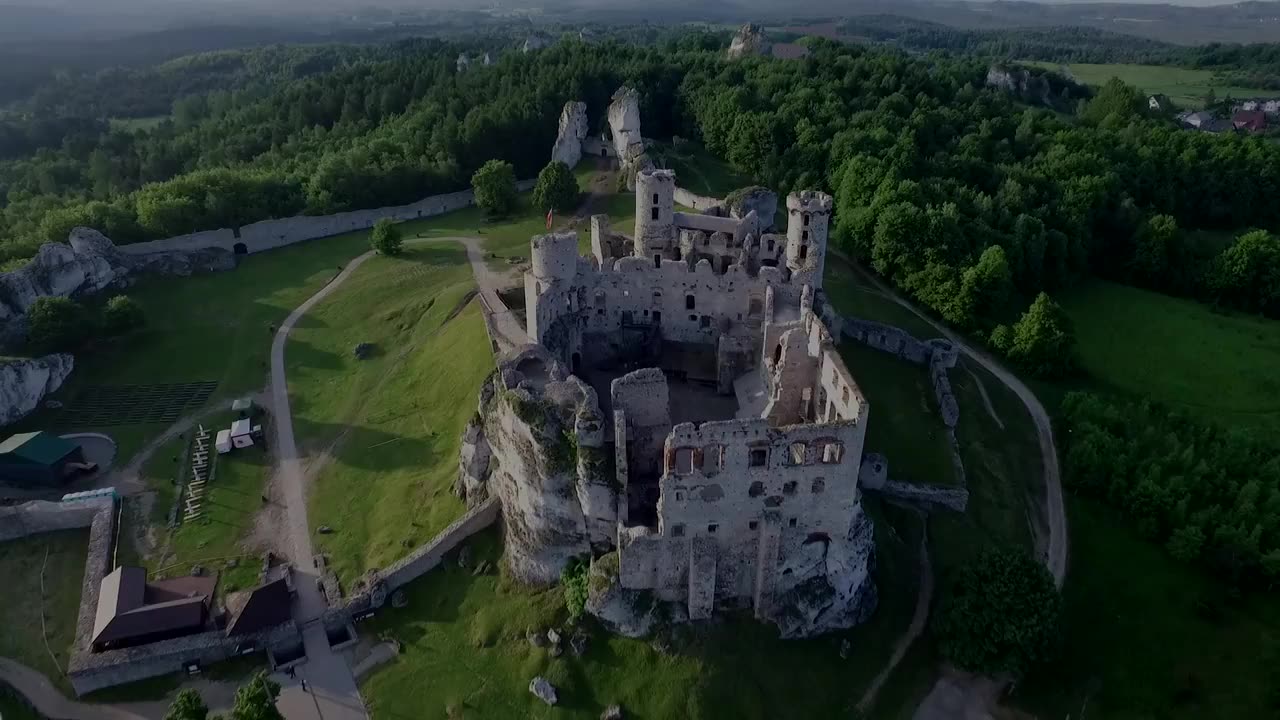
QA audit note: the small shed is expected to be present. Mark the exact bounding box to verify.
[0,432,86,487]
[215,429,233,455]
[230,419,254,449]
[232,397,256,419]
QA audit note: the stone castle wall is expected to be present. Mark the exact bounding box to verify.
[378,497,501,591]
[117,181,536,258]
[673,187,722,212]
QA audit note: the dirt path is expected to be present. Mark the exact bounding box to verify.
[858,514,932,713]
[963,363,1006,430]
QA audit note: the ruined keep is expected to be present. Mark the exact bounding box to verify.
[461,170,877,639]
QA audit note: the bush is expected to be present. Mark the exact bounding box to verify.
[102,295,145,335]
[562,557,590,621]
[369,217,403,256]
[26,296,90,352]
[936,547,1061,676]
[471,159,517,218]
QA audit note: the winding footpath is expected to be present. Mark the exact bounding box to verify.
[841,261,1066,720]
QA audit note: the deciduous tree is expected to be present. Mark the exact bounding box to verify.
[472,159,517,218]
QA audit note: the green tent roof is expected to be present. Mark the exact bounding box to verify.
[0,432,78,466]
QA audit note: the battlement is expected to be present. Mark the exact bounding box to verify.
[786,190,833,214]
[636,168,677,185]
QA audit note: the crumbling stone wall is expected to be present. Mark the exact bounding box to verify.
[115,181,535,259]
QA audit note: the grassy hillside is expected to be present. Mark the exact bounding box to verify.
[1055,280,1280,430]
[1017,498,1280,719]
[360,500,925,719]
[0,530,88,693]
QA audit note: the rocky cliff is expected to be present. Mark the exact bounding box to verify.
[459,346,619,585]
[726,186,778,231]
[0,228,235,347]
[769,510,878,638]
[0,353,73,426]
[608,87,653,191]
[727,24,771,60]
[550,101,589,170]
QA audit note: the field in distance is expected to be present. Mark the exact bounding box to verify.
[1026,62,1275,108]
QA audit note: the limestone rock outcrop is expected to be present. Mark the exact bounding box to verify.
[727,24,771,60]
[726,186,778,231]
[455,416,492,505]
[585,552,665,638]
[608,87,653,191]
[462,346,619,585]
[550,101,589,170]
[0,353,73,427]
[985,65,1057,108]
[0,228,234,346]
[769,511,878,639]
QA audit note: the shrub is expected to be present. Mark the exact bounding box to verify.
[370,217,403,256]
[102,295,145,335]
[562,557,590,621]
[532,160,579,214]
[26,296,90,352]
[936,547,1062,676]
[992,292,1076,378]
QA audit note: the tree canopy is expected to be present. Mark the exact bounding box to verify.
[472,159,517,218]
[533,160,579,214]
[936,547,1062,676]
[369,218,403,256]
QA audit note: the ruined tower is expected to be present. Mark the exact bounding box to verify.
[784,190,833,289]
[633,169,676,264]
[526,231,580,341]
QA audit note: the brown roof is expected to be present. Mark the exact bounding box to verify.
[225,577,292,636]
[92,567,213,647]
[1233,109,1267,131]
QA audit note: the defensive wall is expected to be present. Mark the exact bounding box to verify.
[673,187,723,212]
[116,180,536,258]
[343,497,501,615]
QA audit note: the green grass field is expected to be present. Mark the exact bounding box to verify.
[1016,498,1280,719]
[151,420,269,594]
[1055,280,1280,430]
[0,530,88,693]
[838,343,958,487]
[360,499,924,719]
[1026,62,1275,109]
[823,260,941,340]
[289,244,494,586]
[651,141,752,198]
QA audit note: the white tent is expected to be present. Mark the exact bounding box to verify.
[230,419,254,449]
[215,429,232,454]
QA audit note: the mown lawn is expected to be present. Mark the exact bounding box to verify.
[1024,62,1274,109]
[360,499,924,719]
[1055,280,1280,430]
[288,243,495,586]
[0,530,88,693]
[838,342,958,487]
[1015,498,1280,720]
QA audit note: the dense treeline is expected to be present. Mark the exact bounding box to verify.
[1061,392,1280,589]
[2,36,1278,330]
[0,39,692,263]
[838,16,1280,90]
[681,43,1280,324]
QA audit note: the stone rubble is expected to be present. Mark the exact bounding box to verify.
[529,676,558,705]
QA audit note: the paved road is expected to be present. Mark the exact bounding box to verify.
[269,253,378,720]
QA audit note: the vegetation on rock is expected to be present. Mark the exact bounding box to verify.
[26,296,90,352]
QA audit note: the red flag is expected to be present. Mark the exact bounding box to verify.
[546,208,554,230]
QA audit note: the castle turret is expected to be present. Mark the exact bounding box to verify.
[531,231,580,283]
[634,169,676,263]
[785,191,833,288]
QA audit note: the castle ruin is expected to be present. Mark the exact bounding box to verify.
[460,169,877,638]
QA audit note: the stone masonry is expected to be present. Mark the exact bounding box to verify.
[461,170,878,639]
